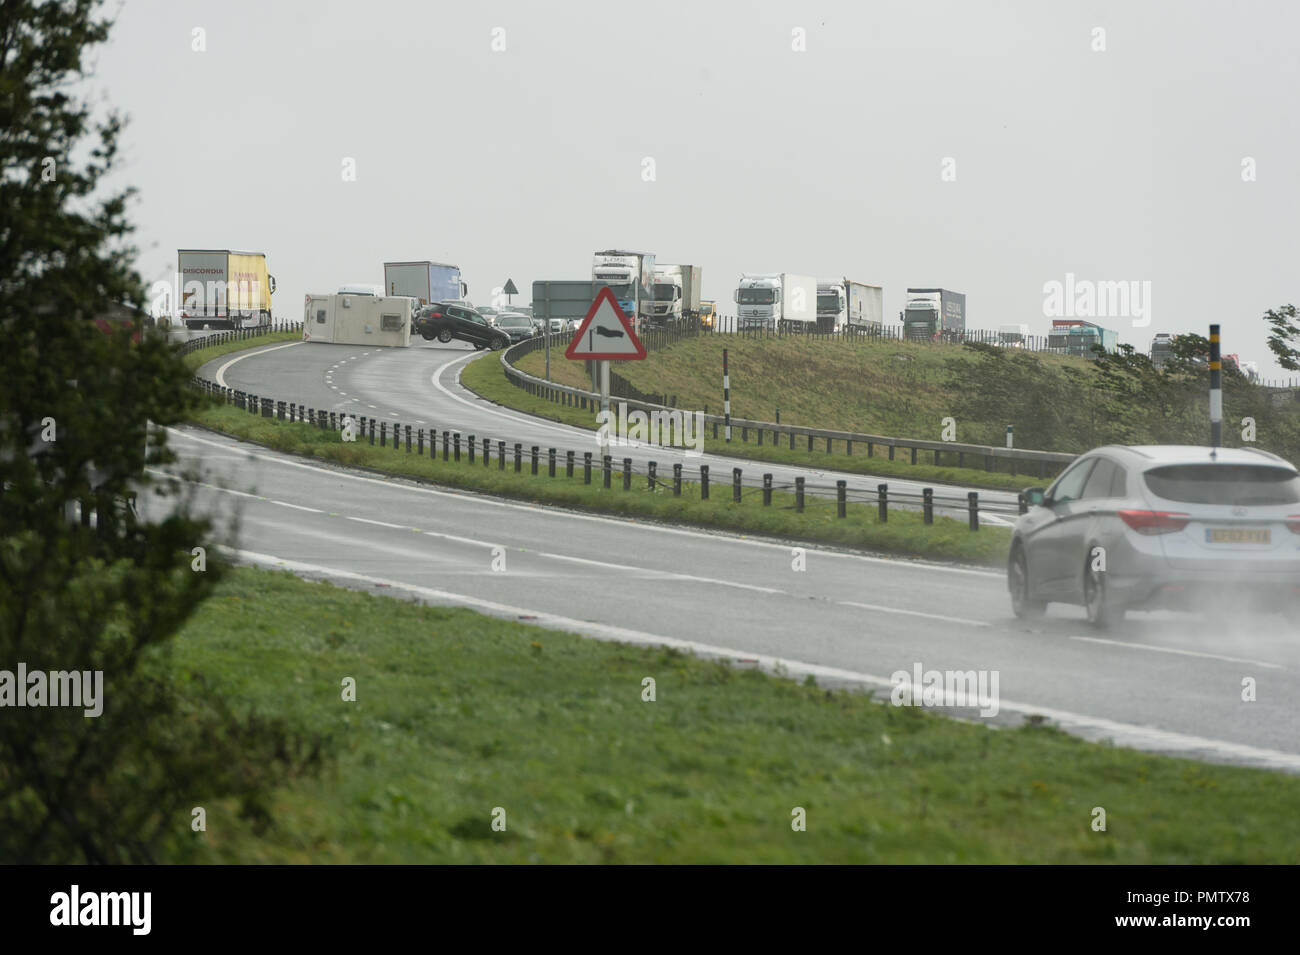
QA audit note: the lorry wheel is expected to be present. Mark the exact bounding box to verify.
[437,329,453,343]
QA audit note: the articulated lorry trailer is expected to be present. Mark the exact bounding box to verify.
[1049,319,1119,357]
[592,250,656,331]
[383,261,467,306]
[178,249,276,330]
[902,288,965,341]
[650,264,702,326]
[817,278,883,333]
[734,273,816,331]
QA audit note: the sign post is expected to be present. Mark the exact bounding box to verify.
[564,287,648,465]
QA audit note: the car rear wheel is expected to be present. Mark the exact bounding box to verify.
[1009,546,1046,619]
[437,329,453,343]
[473,343,485,351]
[1084,561,1123,628]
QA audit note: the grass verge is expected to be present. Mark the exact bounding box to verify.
[461,348,1057,493]
[187,400,1009,565]
[179,565,1300,863]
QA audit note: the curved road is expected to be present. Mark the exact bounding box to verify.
[165,338,1300,773]
[205,338,1022,524]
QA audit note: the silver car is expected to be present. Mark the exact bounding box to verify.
[1009,445,1300,626]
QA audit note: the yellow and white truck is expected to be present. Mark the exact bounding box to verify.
[178,249,276,330]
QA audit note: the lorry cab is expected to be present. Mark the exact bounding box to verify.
[700,300,717,328]
[735,275,781,329]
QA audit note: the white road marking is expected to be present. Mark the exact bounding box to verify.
[224,545,1300,774]
[1070,635,1285,670]
[840,601,991,628]
[214,341,303,388]
[538,551,784,595]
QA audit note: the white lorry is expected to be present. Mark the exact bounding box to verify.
[382,261,467,306]
[650,264,703,326]
[816,278,883,333]
[592,250,656,331]
[734,273,816,332]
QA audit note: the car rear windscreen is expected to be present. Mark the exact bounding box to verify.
[1143,464,1300,505]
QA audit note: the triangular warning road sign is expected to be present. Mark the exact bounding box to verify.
[503,278,519,296]
[564,287,647,360]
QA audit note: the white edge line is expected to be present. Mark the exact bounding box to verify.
[222,546,1300,774]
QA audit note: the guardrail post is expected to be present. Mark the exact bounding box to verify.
[566,450,574,478]
[405,425,412,452]
[443,431,450,461]
[603,455,612,488]
[700,464,709,500]
[584,452,592,484]
[923,488,934,524]
[379,421,386,447]
[789,431,795,450]
[878,484,888,522]
[762,473,772,506]
[531,445,539,475]
[741,426,748,442]
[623,458,632,490]
[732,468,742,503]
[327,411,335,429]
[837,480,847,518]
[795,476,804,512]
[647,461,656,490]
[499,440,506,470]
[757,428,763,445]
[514,443,522,472]
[673,463,682,496]
[910,447,917,465]
[968,491,979,531]
[369,418,376,444]
[548,448,556,477]
[468,435,476,463]
[888,444,895,461]
[417,429,424,455]
[453,432,461,461]
[807,434,814,452]
[277,401,285,420]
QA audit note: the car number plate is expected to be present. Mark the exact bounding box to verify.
[1205,528,1271,544]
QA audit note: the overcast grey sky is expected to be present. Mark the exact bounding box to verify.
[95,0,1300,376]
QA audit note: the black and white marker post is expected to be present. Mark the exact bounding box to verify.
[1209,323,1222,448]
[599,358,610,462]
[723,348,731,442]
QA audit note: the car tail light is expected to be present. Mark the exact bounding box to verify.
[1286,516,1300,534]
[1118,509,1191,535]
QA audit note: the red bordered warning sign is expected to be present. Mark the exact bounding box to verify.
[564,287,647,361]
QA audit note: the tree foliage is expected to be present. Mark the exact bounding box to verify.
[1,0,321,863]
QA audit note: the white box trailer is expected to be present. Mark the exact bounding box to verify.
[302,293,412,348]
[817,278,883,332]
[382,261,466,306]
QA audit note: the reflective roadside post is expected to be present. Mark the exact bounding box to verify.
[1209,324,1222,448]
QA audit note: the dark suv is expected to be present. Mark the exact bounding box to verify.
[414,302,510,350]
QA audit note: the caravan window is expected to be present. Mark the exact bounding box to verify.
[316,309,327,324]
[380,313,403,332]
